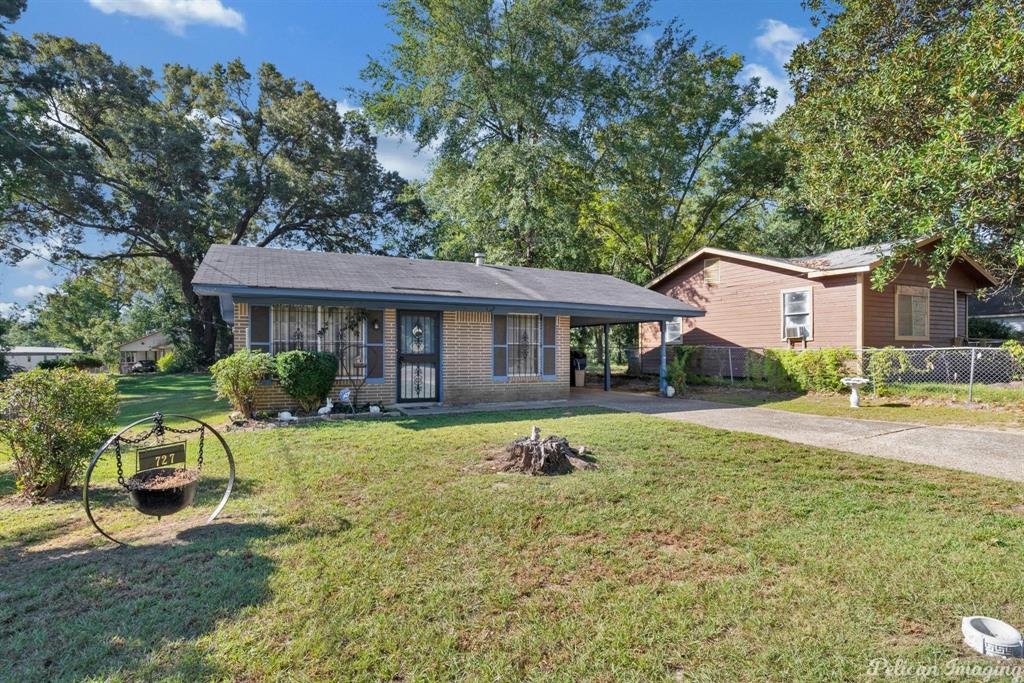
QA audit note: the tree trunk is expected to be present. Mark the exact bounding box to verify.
[172,259,220,366]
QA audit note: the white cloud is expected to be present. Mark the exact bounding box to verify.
[18,243,54,281]
[12,284,55,301]
[0,302,19,318]
[743,19,808,123]
[335,101,436,181]
[754,19,807,66]
[87,0,245,34]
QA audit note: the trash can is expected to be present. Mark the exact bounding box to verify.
[570,350,587,387]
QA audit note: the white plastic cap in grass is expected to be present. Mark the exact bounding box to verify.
[962,616,1024,658]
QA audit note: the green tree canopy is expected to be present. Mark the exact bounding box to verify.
[361,1,787,282]
[784,0,1024,287]
[360,0,651,269]
[1,35,427,362]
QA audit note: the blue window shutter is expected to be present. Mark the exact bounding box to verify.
[542,316,557,379]
[493,314,507,379]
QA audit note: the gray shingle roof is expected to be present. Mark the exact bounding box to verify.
[193,245,701,319]
[786,243,897,270]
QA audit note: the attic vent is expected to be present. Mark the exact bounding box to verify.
[390,286,464,294]
[703,258,721,285]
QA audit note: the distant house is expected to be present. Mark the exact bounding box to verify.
[970,289,1024,334]
[642,237,997,357]
[118,332,174,373]
[5,346,77,371]
[192,245,700,409]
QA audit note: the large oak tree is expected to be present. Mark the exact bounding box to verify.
[1,35,427,362]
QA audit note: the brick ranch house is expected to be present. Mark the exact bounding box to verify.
[193,245,702,410]
[640,237,998,361]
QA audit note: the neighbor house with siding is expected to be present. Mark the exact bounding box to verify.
[641,237,997,359]
[193,245,701,410]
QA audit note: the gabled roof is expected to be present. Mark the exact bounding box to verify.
[117,331,172,351]
[648,237,998,288]
[193,245,703,323]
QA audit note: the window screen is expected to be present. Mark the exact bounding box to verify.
[249,305,271,353]
[896,286,929,339]
[782,289,812,339]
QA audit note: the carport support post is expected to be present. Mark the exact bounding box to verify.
[603,323,611,392]
[659,320,667,395]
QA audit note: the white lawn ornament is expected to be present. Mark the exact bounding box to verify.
[840,377,870,408]
[962,616,1024,659]
[318,397,334,416]
[339,388,354,413]
[664,385,675,398]
[277,411,297,423]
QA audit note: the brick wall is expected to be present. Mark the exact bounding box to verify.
[441,311,570,404]
[234,303,398,412]
[233,303,569,410]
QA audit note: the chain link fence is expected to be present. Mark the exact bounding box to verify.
[574,341,1024,403]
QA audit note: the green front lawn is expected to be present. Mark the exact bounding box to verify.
[685,385,1024,430]
[3,408,1024,680]
[115,372,229,428]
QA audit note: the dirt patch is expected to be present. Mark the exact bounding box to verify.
[124,468,199,491]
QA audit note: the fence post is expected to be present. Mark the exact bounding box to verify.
[968,347,977,404]
[728,348,734,384]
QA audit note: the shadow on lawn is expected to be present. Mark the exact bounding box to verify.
[390,406,618,431]
[0,521,283,681]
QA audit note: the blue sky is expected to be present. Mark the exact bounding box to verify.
[2,0,814,314]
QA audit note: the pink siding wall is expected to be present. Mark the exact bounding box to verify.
[861,259,987,348]
[642,256,859,350]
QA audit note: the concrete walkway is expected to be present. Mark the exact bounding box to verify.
[571,389,1024,482]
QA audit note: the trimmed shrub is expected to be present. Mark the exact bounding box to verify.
[665,345,698,394]
[0,368,118,500]
[275,350,338,413]
[210,350,274,419]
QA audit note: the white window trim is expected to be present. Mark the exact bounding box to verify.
[703,258,721,285]
[506,313,542,378]
[780,286,814,341]
[895,285,930,342]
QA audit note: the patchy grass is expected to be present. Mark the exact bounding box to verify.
[3,409,1024,680]
[684,385,1024,430]
[115,372,229,428]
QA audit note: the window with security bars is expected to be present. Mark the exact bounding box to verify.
[507,314,540,376]
[267,304,366,377]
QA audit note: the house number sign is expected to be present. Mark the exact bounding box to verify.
[137,441,187,472]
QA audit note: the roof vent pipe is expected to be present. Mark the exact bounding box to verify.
[474,252,486,266]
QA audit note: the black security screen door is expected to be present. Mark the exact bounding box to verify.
[397,311,440,402]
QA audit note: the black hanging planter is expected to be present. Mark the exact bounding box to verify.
[83,412,235,546]
[125,467,200,517]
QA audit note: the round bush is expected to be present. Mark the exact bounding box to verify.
[210,350,274,419]
[274,350,338,413]
[0,368,118,500]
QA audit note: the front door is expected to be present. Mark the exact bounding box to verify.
[397,311,440,402]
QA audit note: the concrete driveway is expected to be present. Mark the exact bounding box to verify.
[572,389,1024,482]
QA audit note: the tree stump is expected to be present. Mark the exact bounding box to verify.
[502,426,595,475]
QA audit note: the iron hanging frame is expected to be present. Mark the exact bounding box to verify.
[82,412,235,547]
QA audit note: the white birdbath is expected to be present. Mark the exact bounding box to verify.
[840,377,871,408]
